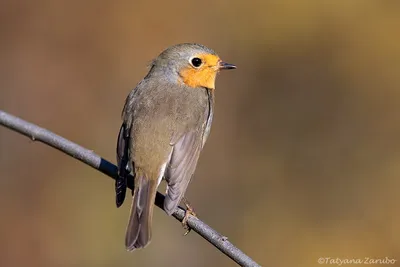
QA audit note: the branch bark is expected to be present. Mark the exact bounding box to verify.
[0,110,261,267]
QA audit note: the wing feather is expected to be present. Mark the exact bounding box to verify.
[163,132,202,215]
[163,89,214,215]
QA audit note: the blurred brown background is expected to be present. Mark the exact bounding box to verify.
[1,1,400,267]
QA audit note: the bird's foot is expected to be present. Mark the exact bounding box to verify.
[182,197,196,236]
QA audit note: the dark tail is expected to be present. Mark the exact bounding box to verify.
[125,175,157,251]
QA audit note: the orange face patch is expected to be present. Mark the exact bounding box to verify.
[179,54,221,89]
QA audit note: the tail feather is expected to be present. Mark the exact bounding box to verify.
[125,175,157,251]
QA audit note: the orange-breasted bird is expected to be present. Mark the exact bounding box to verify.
[116,43,236,251]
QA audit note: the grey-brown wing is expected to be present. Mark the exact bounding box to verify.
[164,90,214,215]
[116,85,142,207]
[163,131,202,215]
[202,89,214,148]
[116,123,132,207]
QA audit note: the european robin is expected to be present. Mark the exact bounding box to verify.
[116,43,236,251]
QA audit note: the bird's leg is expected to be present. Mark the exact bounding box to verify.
[182,197,197,236]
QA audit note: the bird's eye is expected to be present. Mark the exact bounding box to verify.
[191,57,202,68]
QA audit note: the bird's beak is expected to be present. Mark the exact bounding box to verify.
[219,61,237,70]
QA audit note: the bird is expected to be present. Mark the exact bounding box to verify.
[116,43,236,251]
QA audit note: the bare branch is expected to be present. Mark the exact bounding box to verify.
[0,110,261,267]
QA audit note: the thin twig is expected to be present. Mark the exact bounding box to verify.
[0,110,261,267]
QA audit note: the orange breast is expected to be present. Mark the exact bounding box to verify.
[180,67,217,89]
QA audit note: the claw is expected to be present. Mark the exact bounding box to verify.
[182,197,197,235]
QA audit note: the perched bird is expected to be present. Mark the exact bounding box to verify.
[116,43,236,251]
